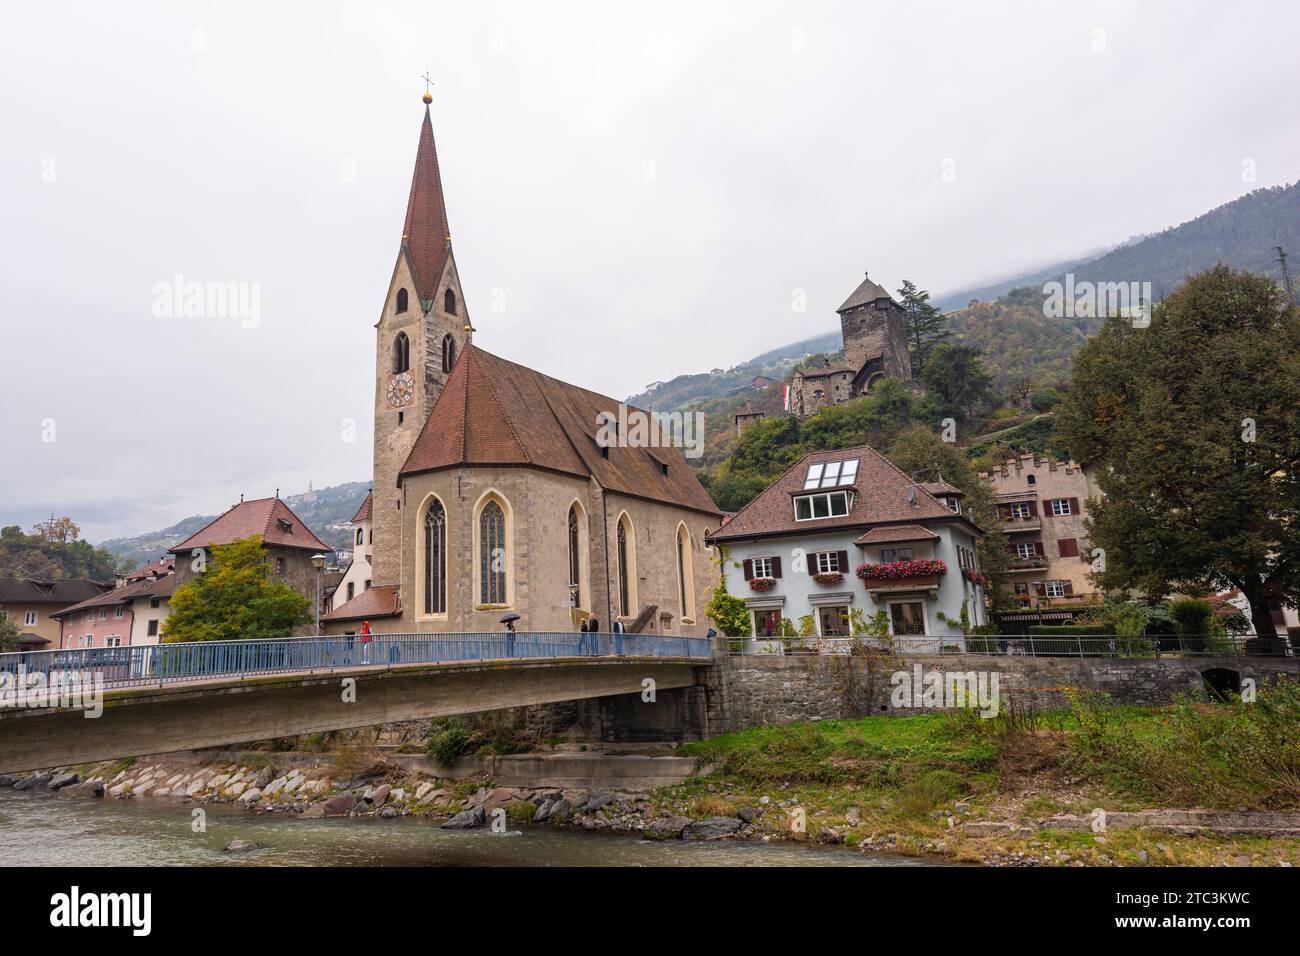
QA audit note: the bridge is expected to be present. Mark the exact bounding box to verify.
[0,633,713,774]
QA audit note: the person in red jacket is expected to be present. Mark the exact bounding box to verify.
[360,620,372,664]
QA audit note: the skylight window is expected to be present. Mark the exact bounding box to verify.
[804,458,859,490]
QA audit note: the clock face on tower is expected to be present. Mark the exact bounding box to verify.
[386,371,415,409]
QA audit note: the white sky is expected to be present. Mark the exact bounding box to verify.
[2,0,1298,542]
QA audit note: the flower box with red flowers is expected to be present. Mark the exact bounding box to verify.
[855,558,947,588]
[748,576,776,592]
[812,571,844,587]
[964,568,988,587]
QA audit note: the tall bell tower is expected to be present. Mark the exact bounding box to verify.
[369,92,473,588]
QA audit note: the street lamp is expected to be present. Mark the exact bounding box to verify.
[311,553,328,636]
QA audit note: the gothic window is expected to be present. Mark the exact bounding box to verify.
[568,504,581,609]
[676,525,694,621]
[393,332,410,373]
[396,288,409,313]
[616,515,635,618]
[444,288,457,315]
[479,500,507,605]
[442,334,456,373]
[424,499,446,615]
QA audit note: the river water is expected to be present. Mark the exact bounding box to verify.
[0,789,924,867]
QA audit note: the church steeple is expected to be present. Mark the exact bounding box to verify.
[401,102,452,304]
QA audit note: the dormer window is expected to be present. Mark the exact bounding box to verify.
[804,458,858,490]
[396,288,409,313]
[794,490,853,520]
[277,518,293,534]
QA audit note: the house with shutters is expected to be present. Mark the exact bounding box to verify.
[707,445,986,644]
[980,454,1101,631]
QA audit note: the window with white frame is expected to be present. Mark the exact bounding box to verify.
[1050,498,1072,516]
[752,556,774,579]
[1015,542,1037,559]
[1045,580,1066,598]
[1010,502,1032,519]
[814,551,841,573]
[105,636,122,647]
[946,498,961,514]
[24,610,37,626]
[113,606,124,619]
[794,490,852,520]
[803,458,859,490]
[83,636,93,648]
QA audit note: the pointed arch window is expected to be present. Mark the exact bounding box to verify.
[396,288,409,313]
[617,519,631,617]
[442,334,456,374]
[479,500,507,605]
[568,505,581,609]
[393,332,410,373]
[677,525,694,621]
[444,288,457,315]
[424,499,446,615]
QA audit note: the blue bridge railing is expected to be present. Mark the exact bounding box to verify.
[0,631,713,691]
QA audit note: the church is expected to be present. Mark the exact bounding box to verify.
[322,95,722,637]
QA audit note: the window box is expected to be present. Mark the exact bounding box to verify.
[964,569,987,587]
[748,576,776,593]
[811,571,844,587]
[855,558,947,582]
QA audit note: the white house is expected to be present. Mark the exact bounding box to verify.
[707,445,987,646]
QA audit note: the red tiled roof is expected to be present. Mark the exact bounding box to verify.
[170,497,331,554]
[708,445,970,542]
[854,524,941,545]
[350,492,372,524]
[920,480,965,497]
[51,574,177,618]
[126,557,175,582]
[0,578,110,605]
[402,107,452,303]
[399,346,721,517]
[322,585,401,622]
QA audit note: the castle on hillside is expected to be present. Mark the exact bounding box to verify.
[787,272,914,418]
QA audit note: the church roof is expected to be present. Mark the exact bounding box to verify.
[323,584,401,622]
[837,272,897,313]
[170,497,331,554]
[399,346,721,517]
[401,107,453,304]
[350,492,372,524]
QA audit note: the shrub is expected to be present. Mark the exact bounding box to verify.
[1168,598,1215,636]
[425,723,471,766]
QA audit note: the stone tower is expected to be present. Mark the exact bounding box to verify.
[370,98,473,587]
[836,271,911,385]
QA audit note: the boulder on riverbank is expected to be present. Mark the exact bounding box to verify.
[682,816,742,840]
[442,806,486,829]
[645,815,692,840]
[56,780,105,800]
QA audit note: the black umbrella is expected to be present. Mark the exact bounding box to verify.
[499,612,521,624]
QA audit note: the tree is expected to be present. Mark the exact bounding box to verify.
[0,613,21,652]
[897,280,951,376]
[886,423,1012,610]
[704,547,753,637]
[1054,265,1300,645]
[32,516,80,545]
[921,343,993,423]
[162,535,312,643]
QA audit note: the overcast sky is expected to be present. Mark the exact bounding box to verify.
[2,0,1298,543]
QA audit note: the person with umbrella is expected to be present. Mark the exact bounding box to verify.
[500,612,520,657]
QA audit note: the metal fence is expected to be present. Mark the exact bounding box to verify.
[726,634,1293,658]
[0,631,713,691]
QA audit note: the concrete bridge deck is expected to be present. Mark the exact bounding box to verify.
[0,633,711,774]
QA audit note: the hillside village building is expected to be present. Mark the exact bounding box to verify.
[789,273,914,418]
[0,578,109,651]
[707,446,986,644]
[980,454,1101,631]
[323,97,722,636]
[52,558,176,649]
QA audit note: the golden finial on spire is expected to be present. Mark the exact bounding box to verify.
[421,72,434,105]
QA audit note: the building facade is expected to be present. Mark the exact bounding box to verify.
[980,454,1101,630]
[0,578,110,651]
[331,492,373,611]
[52,560,176,649]
[708,446,986,645]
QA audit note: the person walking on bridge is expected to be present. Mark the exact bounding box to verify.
[360,620,372,665]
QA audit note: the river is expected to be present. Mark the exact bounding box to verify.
[0,789,926,867]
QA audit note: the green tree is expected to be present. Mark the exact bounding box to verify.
[886,423,1011,610]
[1054,266,1300,644]
[921,344,993,424]
[897,280,951,376]
[162,535,312,643]
[0,613,21,652]
[703,546,752,637]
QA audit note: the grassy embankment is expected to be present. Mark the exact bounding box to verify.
[658,679,1300,866]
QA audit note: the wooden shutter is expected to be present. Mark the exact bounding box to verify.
[1034,582,1045,596]
[1033,541,1045,557]
[771,557,782,578]
[836,551,848,574]
[742,559,753,580]
[1058,537,1078,558]
[1063,581,1074,595]
[1027,500,1038,516]
[998,504,1013,520]
[1068,497,1080,515]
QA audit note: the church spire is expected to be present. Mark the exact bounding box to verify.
[401,96,452,304]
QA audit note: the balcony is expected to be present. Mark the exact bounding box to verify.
[1002,516,1042,533]
[1007,556,1048,573]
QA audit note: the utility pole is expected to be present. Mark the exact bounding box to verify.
[1277,246,1297,309]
